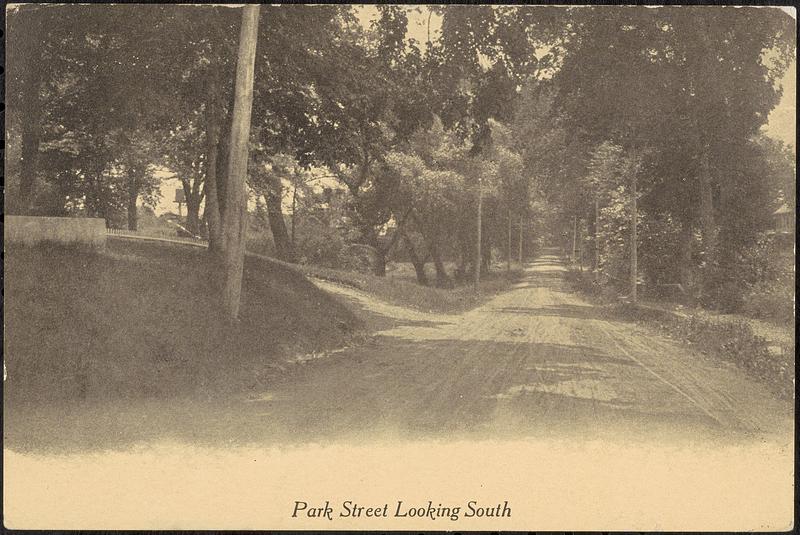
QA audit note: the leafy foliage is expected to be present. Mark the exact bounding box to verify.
[6,4,794,316]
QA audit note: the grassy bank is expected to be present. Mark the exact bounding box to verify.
[565,268,794,400]
[4,239,363,404]
[297,262,524,314]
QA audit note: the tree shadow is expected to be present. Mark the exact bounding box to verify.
[330,297,455,332]
[5,337,741,455]
[496,304,613,321]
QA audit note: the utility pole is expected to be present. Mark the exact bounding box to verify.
[594,196,600,279]
[630,171,638,304]
[290,182,298,247]
[572,215,578,263]
[474,174,483,288]
[507,209,512,273]
[518,214,523,264]
[221,4,260,321]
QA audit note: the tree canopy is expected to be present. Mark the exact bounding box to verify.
[6,4,795,313]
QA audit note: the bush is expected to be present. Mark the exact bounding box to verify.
[564,268,597,294]
[637,306,793,400]
[701,279,745,313]
[639,213,686,286]
[337,243,378,274]
[564,268,619,302]
[735,233,789,285]
[295,221,346,267]
[700,232,794,316]
[742,279,795,324]
[245,230,277,257]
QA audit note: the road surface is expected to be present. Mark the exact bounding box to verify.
[274,251,792,444]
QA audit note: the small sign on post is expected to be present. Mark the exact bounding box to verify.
[174,188,186,217]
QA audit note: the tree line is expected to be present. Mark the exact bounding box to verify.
[6,5,795,317]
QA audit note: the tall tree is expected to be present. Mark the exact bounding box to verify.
[554,6,794,294]
[248,152,298,262]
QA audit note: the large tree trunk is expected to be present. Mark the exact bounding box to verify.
[630,173,638,303]
[127,169,138,231]
[409,212,447,285]
[429,240,450,286]
[481,232,492,273]
[457,231,471,280]
[361,211,407,277]
[206,79,236,241]
[290,184,298,247]
[355,219,390,276]
[362,228,387,277]
[204,98,224,254]
[474,180,483,286]
[221,4,260,321]
[374,254,387,277]
[264,175,296,262]
[181,176,203,236]
[401,229,428,285]
[698,148,717,272]
[678,221,695,296]
[205,63,236,253]
[593,197,600,273]
[10,9,46,214]
[216,104,234,219]
[85,166,109,221]
[186,197,201,236]
[507,209,512,273]
[15,13,44,214]
[572,215,578,261]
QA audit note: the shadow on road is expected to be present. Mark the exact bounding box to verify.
[496,304,611,321]
[5,336,734,455]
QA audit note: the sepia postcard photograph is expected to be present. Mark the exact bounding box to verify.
[2,2,796,530]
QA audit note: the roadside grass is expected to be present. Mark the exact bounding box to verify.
[296,261,525,314]
[4,239,363,404]
[565,268,795,400]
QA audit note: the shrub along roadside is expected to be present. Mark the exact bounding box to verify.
[566,269,794,401]
[741,278,795,325]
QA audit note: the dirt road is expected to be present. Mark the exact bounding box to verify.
[266,251,792,444]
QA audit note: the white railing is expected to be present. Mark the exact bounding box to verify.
[106,227,208,247]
